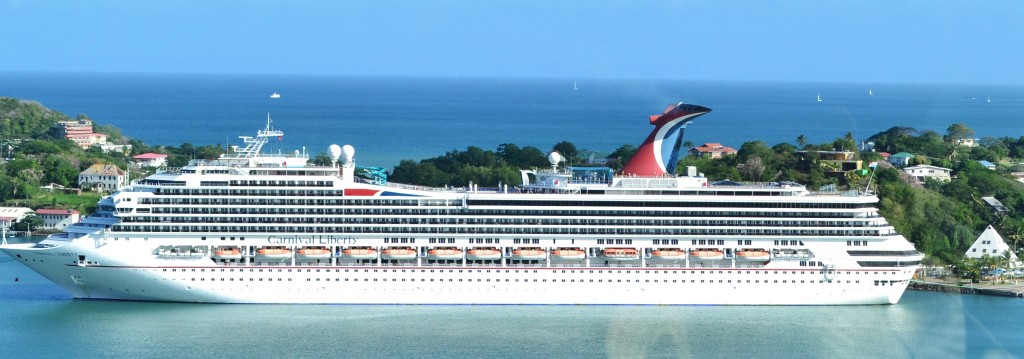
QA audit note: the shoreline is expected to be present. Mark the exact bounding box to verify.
[910,278,1024,298]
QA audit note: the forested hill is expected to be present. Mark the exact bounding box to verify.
[1,97,71,138]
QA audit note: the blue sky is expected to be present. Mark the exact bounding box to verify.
[2,0,1021,84]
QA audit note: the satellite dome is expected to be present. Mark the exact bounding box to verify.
[548,152,562,166]
[342,144,355,163]
[328,144,342,162]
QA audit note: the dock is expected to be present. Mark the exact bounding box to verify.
[910,278,1024,298]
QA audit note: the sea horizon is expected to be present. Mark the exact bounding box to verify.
[2,72,1022,169]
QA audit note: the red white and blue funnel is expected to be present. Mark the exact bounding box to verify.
[620,102,711,176]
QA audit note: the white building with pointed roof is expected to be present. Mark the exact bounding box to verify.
[966,225,1019,267]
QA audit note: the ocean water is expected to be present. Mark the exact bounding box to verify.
[1,239,1022,359]
[1,72,1022,168]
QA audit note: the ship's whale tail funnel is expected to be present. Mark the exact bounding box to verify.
[620,102,711,177]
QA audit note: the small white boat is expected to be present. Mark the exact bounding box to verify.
[427,247,463,261]
[650,248,685,261]
[602,248,639,261]
[689,249,724,261]
[255,246,292,259]
[343,246,377,260]
[817,94,822,102]
[382,246,417,260]
[510,247,546,261]
[467,247,502,260]
[296,246,332,259]
[270,92,281,99]
[551,247,585,260]
[736,249,770,261]
[212,246,242,260]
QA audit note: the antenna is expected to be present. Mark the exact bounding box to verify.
[863,162,878,195]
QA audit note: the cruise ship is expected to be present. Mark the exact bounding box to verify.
[0,103,923,305]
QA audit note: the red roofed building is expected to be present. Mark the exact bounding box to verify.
[132,152,169,168]
[36,208,81,230]
[689,143,738,159]
[52,119,107,149]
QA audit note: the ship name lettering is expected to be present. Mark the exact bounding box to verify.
[267,235,357,245]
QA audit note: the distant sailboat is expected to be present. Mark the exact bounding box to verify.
[573,81,578,91]
[817,94,822,102]
[868,89,874,96]
[987,96,991,103]
[270,92,281,99]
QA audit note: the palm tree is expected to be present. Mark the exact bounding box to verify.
[796,135,807,149]
[1002,249,1016,270]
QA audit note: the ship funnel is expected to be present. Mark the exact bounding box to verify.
[621,102,711,176]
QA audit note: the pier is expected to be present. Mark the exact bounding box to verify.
[910,278,1024,298]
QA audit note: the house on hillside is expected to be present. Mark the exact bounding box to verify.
[689,143,737,159]
[797,150,862,173]
[978,160,996,170]
[955,138,979,148]
[966,225,1019,267]
[132,153,169,168]
[0,207,33,230]
[902,165,951,183]
[888,152,914,167]
[982,197,1010,216]
[78,164,128,192]
[35,208,80,230]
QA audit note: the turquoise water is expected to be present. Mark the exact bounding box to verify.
[2,73,1022,168]
[2,239,1021,359]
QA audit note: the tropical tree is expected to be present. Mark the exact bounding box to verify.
[552,141,579,164]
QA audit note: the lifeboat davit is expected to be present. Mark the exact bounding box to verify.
[297,246,332,259]
[382,246,417,260]
[650,248,685,260]
[467,247,502,260]
[551,247,586,260]
[343,246,378,260]
[427,247,463,260]
[510,247,546,261]
[212,247,242,260]
[736,249,770,261]
[256,246,292,259]
[689,249,724,261]
[602,247,639,261]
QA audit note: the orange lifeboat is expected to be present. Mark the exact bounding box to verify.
[256,246,292,259]
[343,246,378,260]
[427,247,463,260]
[510,247,546,261]
[382,246,417,260]
[297,246,332,259]
[467,247,502,260]
[736,249,770,261]
[689,249,724,261]
[550,247,586,260]
[650,248,685,260]
[212,246,242,260]
[602,247,639,261]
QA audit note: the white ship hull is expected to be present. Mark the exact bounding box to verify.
[2,236,913,305]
